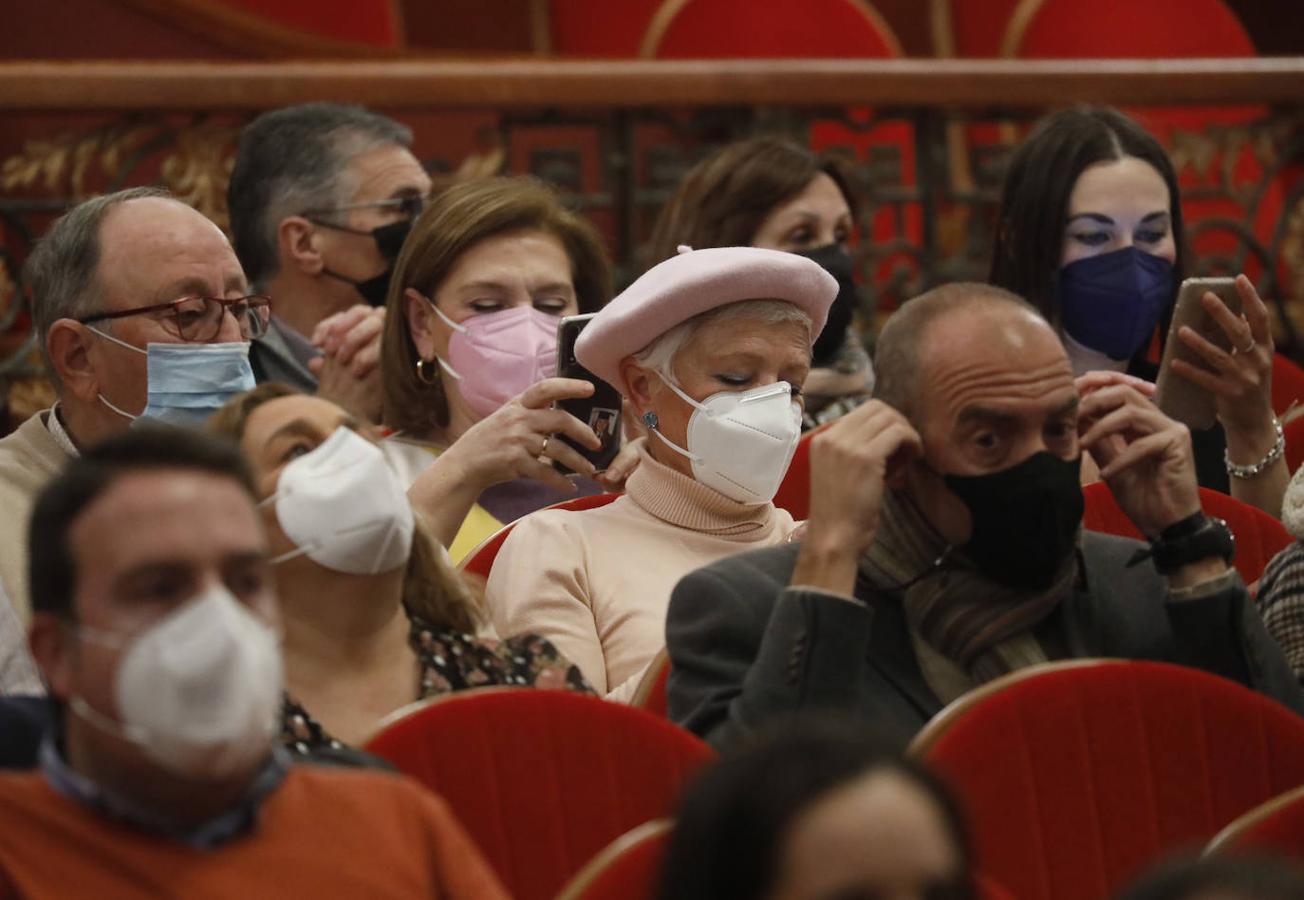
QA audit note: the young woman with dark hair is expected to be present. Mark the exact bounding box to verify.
[991,106,1285,515]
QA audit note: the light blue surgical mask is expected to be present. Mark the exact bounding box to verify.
[90,328,255,426]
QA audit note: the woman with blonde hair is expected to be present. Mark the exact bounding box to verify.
[210,383,589,755]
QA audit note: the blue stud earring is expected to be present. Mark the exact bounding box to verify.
[643,411,659,430]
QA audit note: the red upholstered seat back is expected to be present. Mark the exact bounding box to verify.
[1273,354,1304,418]
[364,688,715,900]
[1208,784,1304,858]
[459,491,620,580]
[218,0,401,47]
[556,819,673,900]
[1081,482,1292,584]
[911,660,1304,900]
[1286,415,1304,477]
[773,424,831,522]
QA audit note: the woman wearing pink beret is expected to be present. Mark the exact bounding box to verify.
[485,246,838,699]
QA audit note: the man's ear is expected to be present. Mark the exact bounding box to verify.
[279,216,322,276]
[46,320,100,404]
[404,288,440,360]
[28,612,72,701]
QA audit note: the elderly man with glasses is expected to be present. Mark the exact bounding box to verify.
[0,187,264,686]
[227,103,433,422]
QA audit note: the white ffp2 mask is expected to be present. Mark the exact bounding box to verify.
[263,426,415,575]
[647,378,802,505]
[71,584,282,780]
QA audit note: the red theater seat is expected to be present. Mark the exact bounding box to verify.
[910,659,1304,900]
[773,424,831,522]
[365,688,715,900]
[1081,482,1292,585]
[555,818,673,900]
[1273,353,1304,417]
[459,492,620,581]
[1207,784,1304,859]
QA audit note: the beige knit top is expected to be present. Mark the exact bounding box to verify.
[485,449,798,700]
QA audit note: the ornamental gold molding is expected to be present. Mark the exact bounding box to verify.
[1,117,241,228]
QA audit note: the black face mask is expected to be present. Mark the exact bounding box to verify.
[793,243,857,367]
[316,218,413,308]
[942,452,1084,591]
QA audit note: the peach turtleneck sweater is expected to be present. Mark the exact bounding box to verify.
[485,449,797,701]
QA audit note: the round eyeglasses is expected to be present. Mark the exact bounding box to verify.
[77,295,272,342]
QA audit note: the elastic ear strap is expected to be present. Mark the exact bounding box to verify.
[86,325,146,356]
[647,422,699,462]
[423,296,466,334]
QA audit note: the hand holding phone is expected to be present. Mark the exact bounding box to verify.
[553,314,623,475]
[1154,277,1243,430]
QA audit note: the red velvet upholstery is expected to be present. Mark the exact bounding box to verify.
[631,648,670,718]
[1286,415,1304,477]
[364,688,715,900]
[1273,354,1304,417]
[555,818,672,900]
[459,492,620,580]
[773,424,831,522]
[1081,482,1292,584]
[1207,784,1304,858]
[911,660,1304,900]
[218,0,401,47]
[1008,0,1254,58]
[648,0,899,58]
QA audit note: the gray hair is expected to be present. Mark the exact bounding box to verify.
[227,102,413,289]
[632,299,813,380]
[23,186,171,385]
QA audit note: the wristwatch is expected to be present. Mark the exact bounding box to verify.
[1149,513,1236,574]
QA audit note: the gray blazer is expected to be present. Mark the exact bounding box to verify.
[666,531,1304,749]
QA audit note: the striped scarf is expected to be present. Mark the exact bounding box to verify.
[859,490,1077,686]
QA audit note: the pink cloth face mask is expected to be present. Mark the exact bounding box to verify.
[428,301,561,420]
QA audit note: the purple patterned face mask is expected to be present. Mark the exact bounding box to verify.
[428,301,561,419]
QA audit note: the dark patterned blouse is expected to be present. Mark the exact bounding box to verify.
[281,613,593,755]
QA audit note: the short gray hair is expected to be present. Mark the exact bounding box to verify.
[632,299,813,380]
[227,103,413,289]
[24,186,170,384]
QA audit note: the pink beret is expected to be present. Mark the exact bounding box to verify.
[575,245,837,389]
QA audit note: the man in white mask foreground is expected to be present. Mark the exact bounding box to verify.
[0,187,262,685]
[666,283,1304,749]
[0,426,505,896]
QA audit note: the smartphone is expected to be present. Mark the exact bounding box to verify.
[1154,277,1243,430]
[553,313,623,475]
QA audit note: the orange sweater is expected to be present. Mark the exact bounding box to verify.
[0,766,507,899]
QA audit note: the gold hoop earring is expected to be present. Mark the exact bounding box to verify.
[415,357,438,385]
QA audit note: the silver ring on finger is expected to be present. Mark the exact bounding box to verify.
[1238,337,1256,354]
[537,435,550,459]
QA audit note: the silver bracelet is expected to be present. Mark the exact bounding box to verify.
[1224,418,1285,479]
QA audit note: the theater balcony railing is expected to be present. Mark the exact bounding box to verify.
[3,56,1304,388]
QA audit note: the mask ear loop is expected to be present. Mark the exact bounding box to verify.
[86,326,147,419]
[419,295,466,380]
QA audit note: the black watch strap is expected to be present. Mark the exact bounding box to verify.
[1149,515,1236,574]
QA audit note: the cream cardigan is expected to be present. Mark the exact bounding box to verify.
[485,450,797,700]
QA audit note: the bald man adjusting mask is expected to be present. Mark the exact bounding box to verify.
[666,282,1303,749]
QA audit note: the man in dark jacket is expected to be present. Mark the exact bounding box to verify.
[667,282,1303,748]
